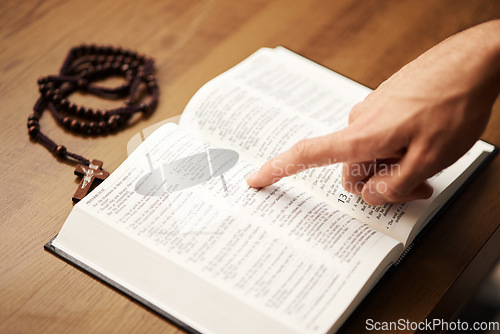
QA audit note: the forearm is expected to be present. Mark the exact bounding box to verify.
[435,20,500,101]
[474,19,500,97]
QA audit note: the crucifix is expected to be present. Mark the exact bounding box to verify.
[72,159,109,203]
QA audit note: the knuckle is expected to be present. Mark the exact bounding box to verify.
[348,103,363,124]
[345,133,369,159]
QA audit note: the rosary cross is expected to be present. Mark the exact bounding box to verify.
[72,159,109,203]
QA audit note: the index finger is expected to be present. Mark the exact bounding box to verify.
[246,127,382,188]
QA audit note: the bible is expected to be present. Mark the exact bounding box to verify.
[46,47,497,334]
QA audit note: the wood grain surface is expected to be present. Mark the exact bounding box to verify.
[1,0,499,333]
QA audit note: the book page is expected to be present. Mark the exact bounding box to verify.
[179,47,494,245]
[57,123,401,334]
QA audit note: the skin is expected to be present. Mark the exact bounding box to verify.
[246,20,500,205]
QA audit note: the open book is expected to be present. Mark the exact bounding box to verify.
[46,47,496,334]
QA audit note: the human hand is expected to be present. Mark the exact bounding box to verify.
[246,20,500,205]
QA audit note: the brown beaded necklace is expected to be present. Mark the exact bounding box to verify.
[27,45,159,202]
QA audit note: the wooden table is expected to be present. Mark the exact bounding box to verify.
[1,0,499,333]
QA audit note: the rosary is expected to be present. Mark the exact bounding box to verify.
[27,45,159,202]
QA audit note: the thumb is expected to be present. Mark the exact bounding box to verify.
[361,148,434,205]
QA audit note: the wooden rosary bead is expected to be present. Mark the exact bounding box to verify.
[138,103,148,113]
[98,121,107,131]
[28,113,39,122]
[125,71,134,81]
[115,115,124,125]
[80,69,90,78]
[92,109,103,120]
[77,79,88,88]
[59,98,69,109]
[27,120,40,136]
[80,122,89,133]
[83,107,93,117]
[83,107,92,117]
[70,119,80,130]
[68,102,77,113]
[62,117,71,127]
[39,84,48,94]
[27,119,39,128]
[89,121,98,134]
[107,117,119,130]
[73,46,84,56]
[28,125,39,137]
[56,145,67,156]
[52,94,62,103]
[112,46,124,54]
[75,105,85,116]
[103,46,114,54]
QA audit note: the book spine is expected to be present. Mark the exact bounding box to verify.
[394,243,414,266]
